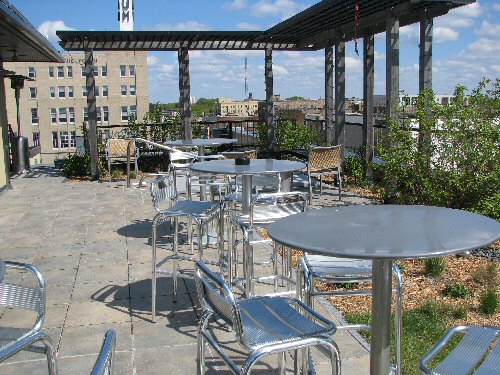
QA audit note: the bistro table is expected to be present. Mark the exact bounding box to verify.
[268,205,500,375]
[164,138,238,158]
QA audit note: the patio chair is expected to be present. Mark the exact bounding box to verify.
[106,138,138,182]
[419,325,500,375]
[195,260,341,375]
[0,261,52,371]
[307,145,342,203]
[0,329,116,375]
[150,175,222,322]
[230,191,308,297]
[297,254,403,375]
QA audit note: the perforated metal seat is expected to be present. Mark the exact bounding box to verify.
[151,175,222,322]
[195,261,341,375]
[419,325,500,375]
[297,253,403,375]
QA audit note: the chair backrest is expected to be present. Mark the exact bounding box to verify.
[90,330,116,375]
[169,149,197,169]
[220,150,257,160]
[195,261,244,338]
[106,139,135,159]
[249,191,308,226]
[308,145,342,172]
[0,262,46,332]
[150,175,177,212]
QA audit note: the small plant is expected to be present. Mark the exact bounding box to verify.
[343,155,365,183]
[111,169,122,180]
[452,305,467,319]
[473,263,498,287]
[442,283,468,299]
[425,258,445,277]
[129,171,137,179]
[480,288,499,315]
[63,154,91,177]
[395,262,405,273]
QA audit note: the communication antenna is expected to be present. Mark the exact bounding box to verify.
[244,57,248,100]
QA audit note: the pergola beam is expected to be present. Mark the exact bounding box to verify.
[85,48,99,180]
[265,49,275,150]
[363,35,375,180]
[178,47,192,140]
[325,44,334,145]
[334,41,345,146]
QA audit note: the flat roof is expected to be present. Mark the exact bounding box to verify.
[0,0,63,62]
[58,0,473,52]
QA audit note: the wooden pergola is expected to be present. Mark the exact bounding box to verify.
[58,1,473,372]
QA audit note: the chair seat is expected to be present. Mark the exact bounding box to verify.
[235,203,304,226]
[305,254,372,277]
[159,200,219,219]
[238,296,335,350]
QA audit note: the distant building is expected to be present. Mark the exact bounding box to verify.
[218,98,259,116]
[4,51,149,164]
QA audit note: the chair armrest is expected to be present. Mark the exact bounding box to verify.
[4,261,45,290]
[282,297,337,335]
[90,330,116,375]
[0,331,56,369]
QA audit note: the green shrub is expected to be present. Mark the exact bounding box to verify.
[344,155,365,182]
[473,192,500,222]
[129,171,136,179]
[452,305,467,319]
[473,263,498,287]
[63,154,91,177]
[442,283,468,298]
[480,288,499,315]
[255,115,318,150]
[380,79,500,219]
[111,169,122,180]
[424,258,445,277]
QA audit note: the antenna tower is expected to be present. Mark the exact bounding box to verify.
[244,57,248,100]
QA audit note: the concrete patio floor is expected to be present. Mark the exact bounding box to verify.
[0,167,374,374]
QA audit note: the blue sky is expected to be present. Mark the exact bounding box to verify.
[11,0,500,103]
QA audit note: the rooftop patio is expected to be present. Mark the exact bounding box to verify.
[0,168,375,374]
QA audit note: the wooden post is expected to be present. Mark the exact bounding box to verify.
[386,17,400,121]
[85,48,99,180]
[419,17,433,92]
[265,48,275,150]
[178,47,192,141]
[334,41,345,146]
[325,44,334,145]
[363,35,375,180]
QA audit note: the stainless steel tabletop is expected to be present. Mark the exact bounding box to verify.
[189,159,306,176]
[164,138,238,147]
[268,205,500,259]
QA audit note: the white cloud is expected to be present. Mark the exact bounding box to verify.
[434,26,459,42]
[237,22,262,30]
[147,55,160,66]
[250,0,307,19]
[224,0,247,10]
[475,20,500,39]
[149,21,210,31]
[451,2,482,18]
[38,20,75,48]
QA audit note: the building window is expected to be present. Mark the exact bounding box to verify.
[29,87,37,99]
[102,85,108,97]
[103,106,109,122]
[95,86,100,97]
[81,66,85,77]
[83,108,88,122]
[57,66,64,78]
[101,66,107,77]
[58,108,67,123]
[28,66,36,78]
[31,108,38,124]
[48,66,54,78]
[69,107,75,123]
[130,105,137,120]
[32,132,40,146]
[60,131,69,148]
[58,86,65,98]
[129,65,136,77]
[82,86,88,97]
[93,66,98,76]
[67,66,73,78]
[130,85,136,96]
[121,106,128,121]
[49,87,55,98]
[120,85,127,96]
[96,106,102,122]
[68,86,74,98]
[52,132,59,148]
[51,108,57,124]
[120,65,126,77]
[70,131,76,147]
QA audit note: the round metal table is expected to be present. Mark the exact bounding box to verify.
[189,159,306,214]
[268,205,500,375]
[164,138,237,158]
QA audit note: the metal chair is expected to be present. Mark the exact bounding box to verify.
[106,138,138,181]
[195,261,341,375]
[0,261,53,372]
[0,329,116,375]
[150,175,222,322]
[307,145,342,202]
[231,191,308,297]
[419,325,500,375]
[297,254,403,375]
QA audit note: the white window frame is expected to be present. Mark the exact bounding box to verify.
[58,86,65,98]
[28,66,36,78]
[31,108,38,124]
[29,87,37,99]
[70,131,76,148]
[82,86,88,97]
[83,108,88,122]
[57,66,64,78]
[102,85,108,97]
[81,66,85,77]
[120,65,126,77]
[130,85,136,96]
[50,87,55,98]
[101,66,107,77]
[51,108,57,124]
[32,132,40,146]
[68,107,75,123]
[129,65,136,77]
[52,132,59,149]
[59,131,69,148]
[120,85,127,96]
[67,66,73,78]
[58,108,67,123]
[103,106,109,122]
[121,106,128,122]
[48,66,54,78]
[68,86,74,98]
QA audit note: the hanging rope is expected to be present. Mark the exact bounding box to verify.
[354,0,359,55]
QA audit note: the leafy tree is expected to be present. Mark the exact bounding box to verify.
[285,96,305,101]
